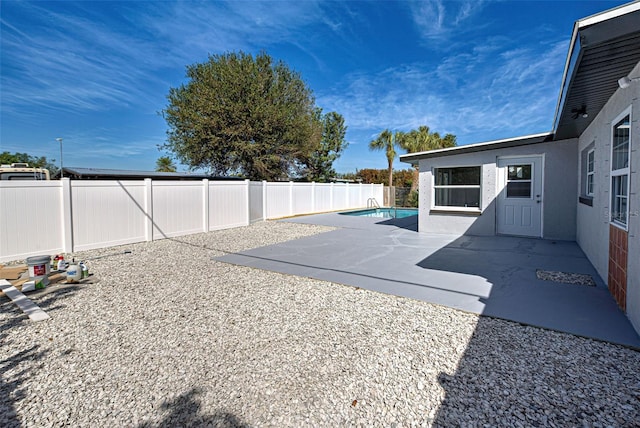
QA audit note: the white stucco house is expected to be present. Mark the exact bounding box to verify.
[400,2,640,333]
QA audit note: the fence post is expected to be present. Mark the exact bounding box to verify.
[345,182,350,208]
[202,179,209,232]
[289,181,294,216]
[61,178,74,253]
[311,181,316,213]
[144,178,153,241]
[245,179,250,225]
[262,181,267,220]
[330,182,334,211]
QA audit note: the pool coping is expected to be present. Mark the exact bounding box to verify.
[338,207,419,219]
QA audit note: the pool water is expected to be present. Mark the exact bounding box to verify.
[340,208,418,219]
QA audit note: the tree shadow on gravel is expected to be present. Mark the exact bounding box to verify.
[0,300,49,428]
[0,284,84,330]
[27,284,83,314]
[432,317,640,427]
[138,388,249,428]
[0,283,83,427]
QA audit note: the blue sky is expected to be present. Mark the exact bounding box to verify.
[0,0,631,175]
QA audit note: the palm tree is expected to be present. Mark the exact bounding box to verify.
[441,133,457,149]
[400,126,457,192]
[156,156,177,172]
[369,129,404,187]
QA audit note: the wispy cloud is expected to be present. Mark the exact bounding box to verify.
[1,1,328,116]
[1,2,166,114]
[318,35,568,145]
[136,1,327,66]
[408,0,490,42]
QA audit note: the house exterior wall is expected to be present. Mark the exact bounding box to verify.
[576,61,640,331]
[417,138,578,240]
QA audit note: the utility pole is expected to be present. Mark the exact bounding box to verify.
[56,137,63,178]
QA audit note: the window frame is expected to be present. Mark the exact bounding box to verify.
[586,149,595,197]
[610,106,632,230]
[432,165,482,212]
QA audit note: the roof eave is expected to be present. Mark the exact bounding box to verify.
[552,1,640,137]
[551,22,581,134]
[399,132,553,163]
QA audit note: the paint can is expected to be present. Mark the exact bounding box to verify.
[26,255,51,287]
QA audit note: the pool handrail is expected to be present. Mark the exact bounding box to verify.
[367,198,381,209]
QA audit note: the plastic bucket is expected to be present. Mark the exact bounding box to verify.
[26,255,51,286]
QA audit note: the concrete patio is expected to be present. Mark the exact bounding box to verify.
[217,212,640,348]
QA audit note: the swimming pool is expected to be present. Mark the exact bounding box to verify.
[340,208,418,219]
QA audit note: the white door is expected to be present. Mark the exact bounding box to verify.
[497,156,543,237]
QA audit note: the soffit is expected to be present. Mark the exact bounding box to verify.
[554,7,640,140]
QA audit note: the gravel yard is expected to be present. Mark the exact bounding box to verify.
[1,221,639,427]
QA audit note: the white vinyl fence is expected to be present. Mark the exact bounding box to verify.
[0,179,383,262]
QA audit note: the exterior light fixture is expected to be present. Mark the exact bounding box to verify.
[571,105,588,119]
[618,76,640,89]
[56,137,64,178]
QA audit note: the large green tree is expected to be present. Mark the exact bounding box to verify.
[162,51,322,181]
[368,129,405,187]
[305,110,348,182]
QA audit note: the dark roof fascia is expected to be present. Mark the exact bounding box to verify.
[399,133,553,164]
[551,1,640,137]
[552,21,582,134]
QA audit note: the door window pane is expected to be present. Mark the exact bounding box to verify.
[507,165,531,181]
[507,182,531,198]
[506,164,532,198]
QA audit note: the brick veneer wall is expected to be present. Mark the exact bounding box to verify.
[608,224,628,311]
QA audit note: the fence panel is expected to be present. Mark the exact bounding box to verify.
[152,181,204,239]
[209,181,248,230]
[1,179,385,262]
[292,183,314,215]
[313,184,333,212]
[363,184,384,207]
[71,181,147,251]
[0,181,63,262]
[348,185,362,208]
[249,181,264,223]
[332,183,349,210]
[265,182,291,218]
